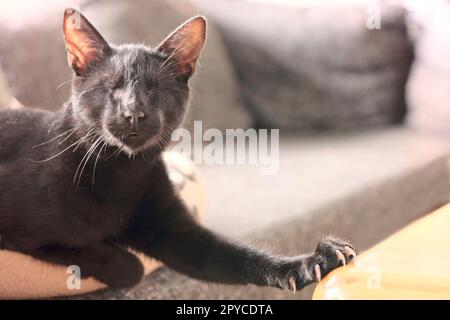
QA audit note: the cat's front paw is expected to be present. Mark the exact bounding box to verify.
[307,236,356,282]
[282,236,356,292]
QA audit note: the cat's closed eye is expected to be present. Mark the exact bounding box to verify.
[109,76,124,91]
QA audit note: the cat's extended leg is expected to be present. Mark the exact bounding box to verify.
[31,243,144,288]
[118,192,356,291]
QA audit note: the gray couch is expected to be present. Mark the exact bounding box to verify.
[1,0,449,299]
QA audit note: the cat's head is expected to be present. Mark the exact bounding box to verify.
[62,8,206,156]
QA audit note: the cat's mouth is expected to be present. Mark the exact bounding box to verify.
[122,132,148,147]
[102,126,164,156]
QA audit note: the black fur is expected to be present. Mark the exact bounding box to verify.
[0,9,355,291]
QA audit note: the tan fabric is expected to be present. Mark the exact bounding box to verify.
[0,69,23,109]
[0,151,206,299]
[0,69,12,107]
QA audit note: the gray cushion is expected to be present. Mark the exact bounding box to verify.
[192,0,414,131]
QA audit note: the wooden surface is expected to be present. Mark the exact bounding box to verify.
[313,203,450,299]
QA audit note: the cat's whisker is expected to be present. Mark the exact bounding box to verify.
[105,146,120,161]
[101,135,121,160]
[30,134,87,163]
[79,86,104,97]
[73,132,95,151]
[30,127,99,162]
[73,138,96,185]
[112,148,120,159]
[161,125,175,136]
[73,127,96,152]
[57,127,78,145]
[91,140,107,186]
[115,146,125,159]
[154,133,168,152]
[103,137,123,160]
[77,136,103,184]
[55,79,73,91]
[32,127,77,149]
[74,136,103,187]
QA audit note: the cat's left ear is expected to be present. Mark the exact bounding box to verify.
[63,8,111,76]
[157,16,206,80]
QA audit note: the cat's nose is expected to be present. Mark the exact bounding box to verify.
[123,110,146,123]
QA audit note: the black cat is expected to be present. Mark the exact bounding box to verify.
[0,8,355,292]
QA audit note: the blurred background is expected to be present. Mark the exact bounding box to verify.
[0,0,449,299]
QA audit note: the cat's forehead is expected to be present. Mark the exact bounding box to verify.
[109,44,162,80]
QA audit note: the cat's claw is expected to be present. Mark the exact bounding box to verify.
[314,264,321,281]
[289,277,297,293]
[310,236,356,282]
[280,236,356,293]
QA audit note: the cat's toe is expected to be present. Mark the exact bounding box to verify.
[278,236,356,293]
[311,236,357,280]
[344,245,356,260]
[278,261,312,293]
[336,249,347,266]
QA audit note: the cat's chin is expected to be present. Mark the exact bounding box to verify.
[102,128,163,157]
[122,135,148,148]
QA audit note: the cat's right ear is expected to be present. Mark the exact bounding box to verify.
[157,16,206,81]
[63,8,111,76]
